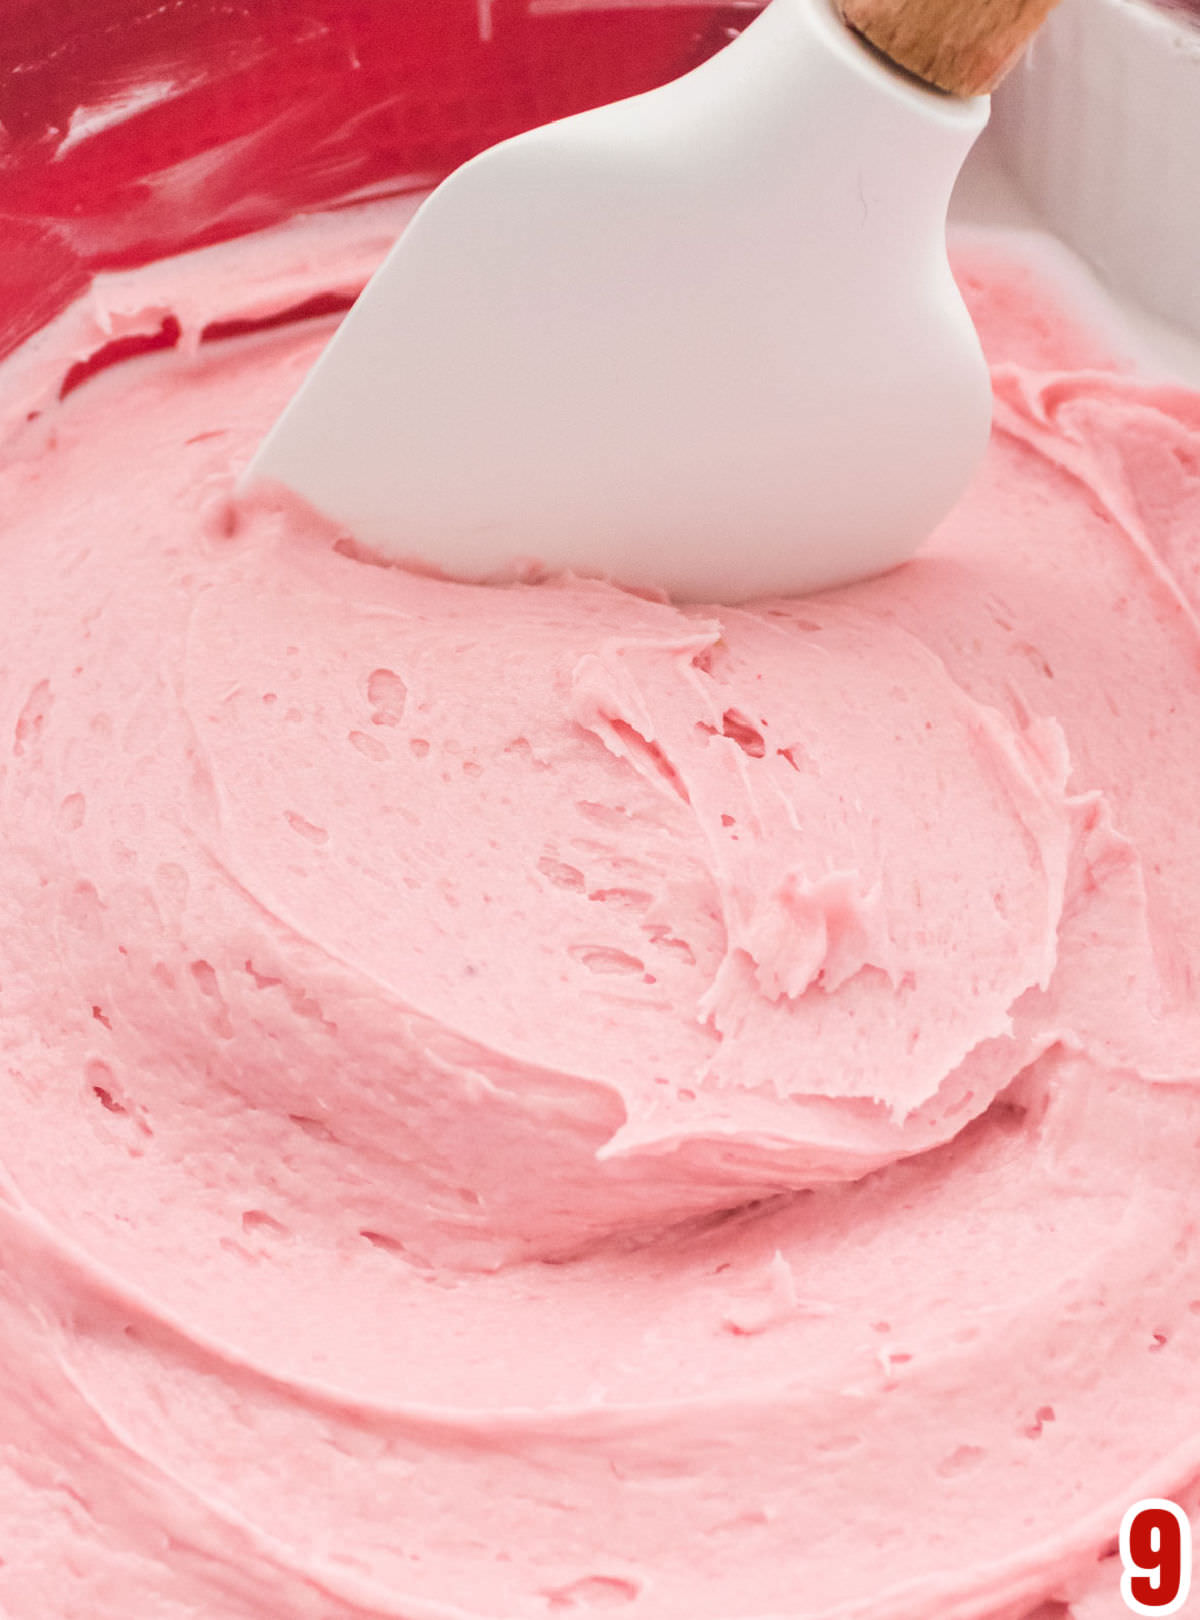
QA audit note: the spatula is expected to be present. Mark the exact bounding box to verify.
[244,0,1059,603]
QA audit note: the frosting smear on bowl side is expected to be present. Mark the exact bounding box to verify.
[2,218,1200,1619]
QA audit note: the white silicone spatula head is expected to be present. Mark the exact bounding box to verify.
[244,0,1057,604]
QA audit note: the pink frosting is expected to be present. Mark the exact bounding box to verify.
[2,220,1200,1619]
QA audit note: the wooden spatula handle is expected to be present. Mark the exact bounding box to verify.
[839,0,1062,95]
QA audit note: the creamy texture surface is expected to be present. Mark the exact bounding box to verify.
[2,219,1200,1618]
